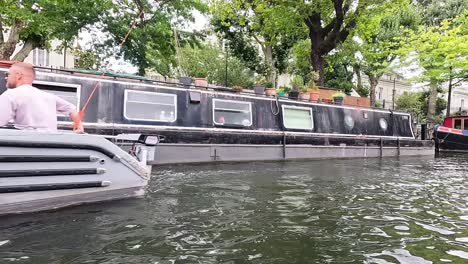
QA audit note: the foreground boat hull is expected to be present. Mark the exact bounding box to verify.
[0,129,149,216]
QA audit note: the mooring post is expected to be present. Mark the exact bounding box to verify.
[397,137,401,156]
[380,138,383,157]
[282,133,287,160]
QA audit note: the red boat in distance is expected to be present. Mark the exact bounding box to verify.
[434,116,468,152]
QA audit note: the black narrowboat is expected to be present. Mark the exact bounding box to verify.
[0,65,434,164]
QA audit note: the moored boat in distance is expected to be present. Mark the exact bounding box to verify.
[0,129,158,215]
[434,116,468,153]
[0,63,434,164]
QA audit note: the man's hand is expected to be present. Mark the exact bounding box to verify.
[70,112,84,134]
[73,122,84,134]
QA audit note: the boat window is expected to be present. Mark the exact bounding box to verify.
[282,105,313,130]
[124,90,177,122]
[464,119,468,130]
[213,99,252,127]
[454,119,462,129]
[33,81,80,116]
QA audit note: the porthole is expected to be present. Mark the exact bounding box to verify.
[379,118,388,131]
[344,115,354,129]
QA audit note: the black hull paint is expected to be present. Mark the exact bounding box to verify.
[434,129,468,152]
[75,125,432,149]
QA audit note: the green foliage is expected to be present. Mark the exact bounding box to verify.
[290,76,304,92]
[0,0,112,60]
[418,0,468,26]
[403,11,468,84]
[178,43,255,88]
[210,0,306,82]
[396,91,447,123]
[332,92,347,98]
[288,40,312,82]
[95,0,207,75]
[265,82,274,88]
[356,85,370,97]
[73,48,101,70]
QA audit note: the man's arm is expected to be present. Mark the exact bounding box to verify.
[55,95,84,133]
[0,92,15,127]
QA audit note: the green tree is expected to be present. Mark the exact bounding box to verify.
[0,0,112,61]
[95,0,207,75]
[354,2,420,107]
[285,0,398,86]
[178,43,255,88]
[404,11,468,127]
[396,91,447,124]
[73,47,101,70]
[210,0,305,86]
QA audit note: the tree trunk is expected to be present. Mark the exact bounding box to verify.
[311,49,325,86]
[264,45,277,87]
[426,81,438,129]
[353,64,362,88]
[11,38,38,61]
[446,67,453,117]
[0,19,23,60]
[368,74,379,107]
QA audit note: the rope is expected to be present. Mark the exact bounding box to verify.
[270,96,280,115]
[77,9,144,125]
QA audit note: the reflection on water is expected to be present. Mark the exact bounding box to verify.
[1,154,467,263]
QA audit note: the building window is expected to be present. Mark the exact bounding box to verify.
[282,105,314,130]
[213,99,252,127]
[33,48,49,66]
[124,90,177,122]
[33,81,80,116]
[379,87,384,100]
[461,99,465,109]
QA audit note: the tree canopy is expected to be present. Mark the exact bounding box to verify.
[0,0,112,61]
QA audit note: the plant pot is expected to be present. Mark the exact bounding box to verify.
[194,77,208,87]
[333,97,344,105]
[277,92,286,97]
[179,76,192,87]
[309,91,320,102]
[299,92,310,100]
[265,88,276,96]
[254,85,265,95]
[288,91,299,100]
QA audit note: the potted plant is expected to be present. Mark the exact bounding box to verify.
[179,76,193,87]
[265,81,276,96]
[308,71,320,102]
[232,85,243,94]
[193,69,209,87]
[309,83,320,102]
[276,86,291,97]
[254,76,266,94]
[289,75,303,100]
[332,91,346,105]
[299,86,310,100]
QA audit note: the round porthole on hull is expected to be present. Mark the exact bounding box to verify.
[344,115,355,130]
[379,118,388,131]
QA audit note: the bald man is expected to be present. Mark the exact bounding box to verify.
[0,62,84,133]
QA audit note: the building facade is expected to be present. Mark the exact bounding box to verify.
[362,74,412,109]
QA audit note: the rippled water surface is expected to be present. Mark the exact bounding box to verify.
[1,154,468,263]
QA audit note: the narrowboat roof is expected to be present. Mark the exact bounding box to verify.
[0,61,383,112]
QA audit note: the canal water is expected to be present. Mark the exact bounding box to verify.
[1,154,467,263]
